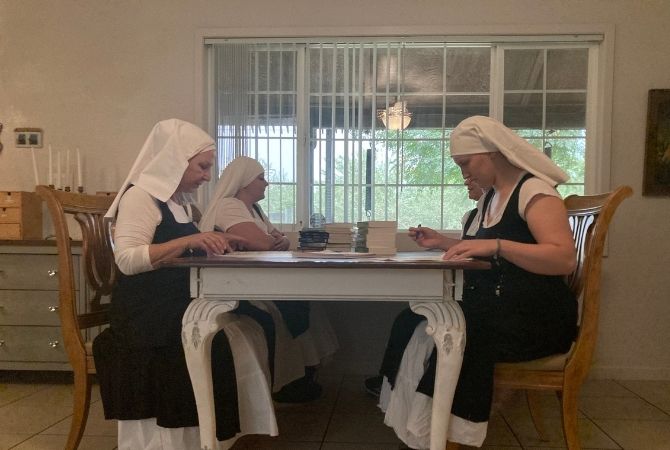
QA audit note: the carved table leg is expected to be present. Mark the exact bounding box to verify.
[410,270,466,450]
[182,298,239,450]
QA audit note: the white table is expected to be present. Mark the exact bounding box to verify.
[171,251,489,450]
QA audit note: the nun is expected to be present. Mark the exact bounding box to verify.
[378,116,578,448]
[200,156,339,403]
[93,119,277,450]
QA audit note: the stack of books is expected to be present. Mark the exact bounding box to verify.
[297,228,329,251]
[353,221,398,255]
[324,223,354,252]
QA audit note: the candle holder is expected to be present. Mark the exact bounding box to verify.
[77,186,84,194]
[64,186,71,192]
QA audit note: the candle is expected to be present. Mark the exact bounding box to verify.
[31,147,40,186]
[76,148,82,188]
[48,145,53,186]
[65,149,71,188]
[56,149,62,189]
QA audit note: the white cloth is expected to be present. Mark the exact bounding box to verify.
[211,197,274,235]
[378,325,488,449]
[118,316,278,450]
[107,118,215,219]
[450,115,569,186]
[199,156,265,232]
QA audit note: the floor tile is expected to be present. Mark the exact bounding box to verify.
[272,410,330,441]
[579,378,637,398]
[325,412,402,444]
[0,403,72,435]
[42,399,116,437]
[233,436,321,449]
[594,418,670,450]
[481,413,519,447]
[334,375,382,415]
[11,433,117,450]
[579,395,670,421]
[503,411,619,449]
[618,379,670,412]
[321,443,402,449]
[0,434,30,450]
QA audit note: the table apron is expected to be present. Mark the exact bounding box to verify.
[190,267,456,303]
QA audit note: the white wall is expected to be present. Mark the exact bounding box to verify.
[1,0,669,378]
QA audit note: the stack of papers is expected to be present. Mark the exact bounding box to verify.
[353,220,397,255]
[325,223,354,252]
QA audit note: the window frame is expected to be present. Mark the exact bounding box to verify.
[194,26,614,232]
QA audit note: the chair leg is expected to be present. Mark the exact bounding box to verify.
[66,371,92,450]
[559,388,581,450]
[526,390,549,441]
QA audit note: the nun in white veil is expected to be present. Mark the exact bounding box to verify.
[94,120,277,450]
[379,116,577,449]
[201,156,339,401]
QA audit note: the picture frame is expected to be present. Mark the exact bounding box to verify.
[643,89,670,196]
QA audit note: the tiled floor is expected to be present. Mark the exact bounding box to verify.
[2,370,670,449]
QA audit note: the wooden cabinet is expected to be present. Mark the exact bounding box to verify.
[0,242,80,370]
[0,192,43,240]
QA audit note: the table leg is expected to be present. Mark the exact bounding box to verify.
[410,298,465,450]
[182,298,239,450]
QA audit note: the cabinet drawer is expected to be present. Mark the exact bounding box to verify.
[0,326,68,363]
[0,207,20,223]
[0,290,61,325]
[0,224,21,240]
[0,254,79,289]
[0,192,25,207]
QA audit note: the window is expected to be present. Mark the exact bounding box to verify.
[206,37,599,230]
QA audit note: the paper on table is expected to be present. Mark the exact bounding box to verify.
[292,250,378,259]
[210,251,292,258]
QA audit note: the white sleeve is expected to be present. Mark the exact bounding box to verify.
[214,198,257,231]
[518,178,562,220]
[113,186,161,275]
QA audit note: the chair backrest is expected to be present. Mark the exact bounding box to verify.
[36,186,118,365]
[563,186,632,379]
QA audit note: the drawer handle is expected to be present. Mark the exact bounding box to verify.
[48,305,59,312]
[47,269,58,277]
[48,340,60,348]
[0,340,4,347]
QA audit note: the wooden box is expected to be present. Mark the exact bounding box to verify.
[0,191,43,240]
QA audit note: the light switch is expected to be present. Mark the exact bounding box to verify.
[14,128,43,148]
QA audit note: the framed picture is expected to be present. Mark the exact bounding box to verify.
[643,89,670,196]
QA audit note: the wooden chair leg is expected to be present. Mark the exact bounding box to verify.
[559,388,581,450]
[526,390,549,441]
[66,371,92,450]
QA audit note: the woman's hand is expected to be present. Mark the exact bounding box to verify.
[272,235,291,250]
[409,226,448,250]
[269,229,290,250]
[442,239,497,261]
[186,231,248,255]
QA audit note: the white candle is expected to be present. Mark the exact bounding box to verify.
[76,148,82,188]
[48,145,53,186]
[56,150,62,189]
[65,149,71,188]
[31,147,40,186]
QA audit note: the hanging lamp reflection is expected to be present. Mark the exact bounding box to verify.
[377,101,412,130]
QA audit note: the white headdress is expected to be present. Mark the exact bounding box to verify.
[450,116,569,186]
[199,156,265,232]
[106,119,215,218]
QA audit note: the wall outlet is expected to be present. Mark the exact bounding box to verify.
[14,128,42,148]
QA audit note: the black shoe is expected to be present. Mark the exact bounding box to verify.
[364,375,383,398]
[272,375,323,403]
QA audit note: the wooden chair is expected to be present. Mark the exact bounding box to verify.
[36,186,118,450]
[493,185,632,450]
